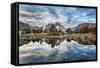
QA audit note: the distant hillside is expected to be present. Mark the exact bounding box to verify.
[77,23,96,33]
[19,21,67,33]
[66,23,96,33]
[19,21,31,30]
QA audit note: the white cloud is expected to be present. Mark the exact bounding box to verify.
[19,10,71,29]
[19,4,96,28]
[70,10,96,27]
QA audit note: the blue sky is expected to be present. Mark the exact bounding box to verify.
[19,4,96,27]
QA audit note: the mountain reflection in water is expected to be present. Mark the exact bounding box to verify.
[19,39,96,64]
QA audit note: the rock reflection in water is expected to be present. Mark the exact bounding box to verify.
[19,38,96,64]
[19,38,65,47]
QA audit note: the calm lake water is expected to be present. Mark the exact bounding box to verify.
[19,38,96,64]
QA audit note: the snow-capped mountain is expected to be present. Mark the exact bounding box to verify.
[55,22,66,32]
[19,21,69,32]
[44,22,66,32]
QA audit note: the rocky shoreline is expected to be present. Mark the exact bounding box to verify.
[65,33,96,45]
[19,33,96,46]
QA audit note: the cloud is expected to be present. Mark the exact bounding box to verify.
[67,8,96,26]
[19,4,96,27]
[19,10,71,29]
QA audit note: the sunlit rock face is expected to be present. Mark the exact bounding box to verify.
[19,39,96,64]
[77,23,96,31]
